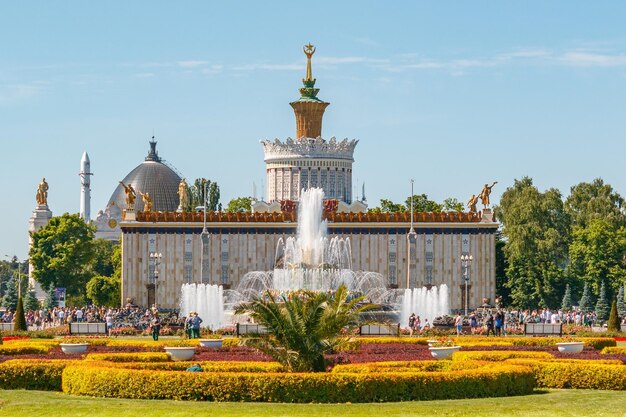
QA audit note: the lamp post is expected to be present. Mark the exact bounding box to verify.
[201,181,208,285]
[149,252,162,309]
[461,254,473,316]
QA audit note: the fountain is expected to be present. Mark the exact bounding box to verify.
[181,187,451,329]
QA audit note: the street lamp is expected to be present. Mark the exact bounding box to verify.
[461,254,473,316]
[149,252,162,309]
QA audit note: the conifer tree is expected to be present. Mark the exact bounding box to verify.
[608,300,620,332]
[1,279,18,311]
[561,283,573,311]
[13,297,27,331]
[24,288,40,312]
[595,281,610,321]
[578,282,593,313]
[617,286,626,317]
[44,285,57,310]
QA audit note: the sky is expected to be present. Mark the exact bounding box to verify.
[2,2,626,260]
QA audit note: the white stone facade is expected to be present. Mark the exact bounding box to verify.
[261,137,357,203]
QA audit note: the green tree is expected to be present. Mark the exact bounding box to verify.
[44,285,58,310]
[561,283,574,311]
[13,297,27,331]
[29,213,96,297]
[370,199,407,213]
[234,285,372,372]
[578,282,593,313]
[189,178,221,211]
[405,194,443,212]
[568,218,626,296]
[443,197,464,212]
[495,231,510,305]
[617,286,626,317]
[86,275,121,307]
[595,281,610,321]
[24,288,40,312]
[608,300,621,332]
[565,178,626,229]
[2,278,19,311]
[226,196,253,213]
[90,239,118,277]
[496,177,570,308]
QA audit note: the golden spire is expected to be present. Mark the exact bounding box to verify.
[303,43,316,83]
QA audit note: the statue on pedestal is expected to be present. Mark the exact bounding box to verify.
[467,194,479,213]
[479,182,498,208]
[177,179,188,211]
[140,191,153,212]
[36,178,49,206]
[119,182,136,209]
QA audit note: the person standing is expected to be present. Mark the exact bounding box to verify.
[408,313,416,336]
[191,312,203,339]
[455,314,463,336]
[486,314,495,336]
[185,312,195,339]
[150,313,161,341]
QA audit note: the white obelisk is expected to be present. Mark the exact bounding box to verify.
[79,152,92,222]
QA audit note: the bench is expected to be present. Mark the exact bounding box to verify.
[69,322,107,335]
[524,323,562,336]
[360,323,400,337]
[0,323,14,331]
[236,323,268,336]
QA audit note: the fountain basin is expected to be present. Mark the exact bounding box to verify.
[60,343,89,354]
[429,346,461,360]
[164,347,196,361]
[199,339,223,349]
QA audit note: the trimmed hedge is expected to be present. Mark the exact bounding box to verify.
[332,360,494,374]
[601,346,626,355]
[0,344,52,355]
[82,360,285,373]
[0,359,71,391]
[506,358,626,390]
[85,352,172,363]
[62,364,534,402]
[452,351,553,362]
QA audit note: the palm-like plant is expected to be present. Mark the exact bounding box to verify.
[234,284,371,372]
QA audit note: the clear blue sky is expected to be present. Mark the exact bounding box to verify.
[2,2,626,260]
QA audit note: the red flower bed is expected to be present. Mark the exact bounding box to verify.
[1,336,31,342]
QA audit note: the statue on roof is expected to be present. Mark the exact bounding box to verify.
[119,181,136,209]
[479,182,498,208]
[467,194,479,213]
[177,179,188,211]
[36,177,49,206]
[303,43,316,83]
[140,191,153,212]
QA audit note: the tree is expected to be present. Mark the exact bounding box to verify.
[595,281,610,322]
[226,196,253,213]
[13,297,27,331]
[496,177,571,308]
[189,178,221,211]
[29,213,96,297]
[568,218,626,296]
[44,285,57,310]
[90,239,118,277]
[617,286,626,317]
[443,197,464,212]
[578,282,593,313]
[608,300,621,332]
[565,178,626,229]
[370,199,406,213]
[234,285,372,372]
[561,283,574,311]
[86,275,121,307]
[405,194,443,212]
[2,278,19,311]
[495,231,510,305]
[24,288,40,312]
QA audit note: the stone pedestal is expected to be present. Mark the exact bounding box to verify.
[123,209,136,221]
[28,204,53,299]
[481,208,495,223]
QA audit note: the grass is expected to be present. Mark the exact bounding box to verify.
[2,389,626,417]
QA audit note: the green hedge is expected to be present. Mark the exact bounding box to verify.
[85,352,171,363]
[452,351,553,362]
[61,363,534,402]
[332,360,491,374]
[0,359,71,391]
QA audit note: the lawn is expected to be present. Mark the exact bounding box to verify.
[2,389,626,417]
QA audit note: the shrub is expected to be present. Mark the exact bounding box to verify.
[13,298,27,332]
[332,360,490,374]
[608,300,621,333]
[0,344,51,355]
[0,359,71,390]
[534,361,626,390]
[62,364,534,402]
[85,352,171,363]
[601,347,626,355]
[452,351,553,362]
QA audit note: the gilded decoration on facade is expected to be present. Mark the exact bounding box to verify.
[261,136,358,161]
[36,177,49,206]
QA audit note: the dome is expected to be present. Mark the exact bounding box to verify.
[108,141,182,212]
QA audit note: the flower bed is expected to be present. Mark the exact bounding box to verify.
[61,362,534,402]
[85,352,171,363]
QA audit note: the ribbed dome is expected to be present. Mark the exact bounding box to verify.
[108,141,182,212]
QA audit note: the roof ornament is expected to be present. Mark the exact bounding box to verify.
[146,136,161,162]
[299,43,321,100]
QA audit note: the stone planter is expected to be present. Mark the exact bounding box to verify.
[59,343,89,354]
[556,341,584,354]
[164,347,196,361]
[429,346,461,360]
[427,339,438,347]
[199,339,223,348]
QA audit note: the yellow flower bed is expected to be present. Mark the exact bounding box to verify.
[332,360,489,374]
[61,362,534,402]
[601,346,626,355]
[452,351,554,362]
[0,344,52,355]
[85,352,171,362]
[0,359,72,390]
